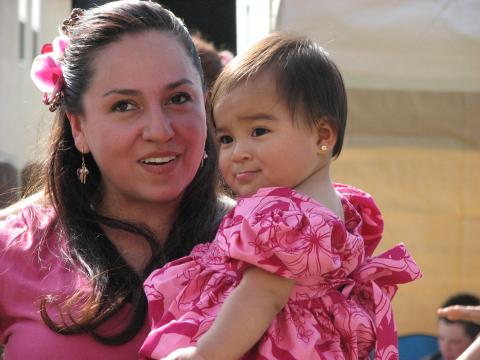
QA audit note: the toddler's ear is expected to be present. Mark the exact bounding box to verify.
[66,112,91,153]
[316,118,337,153]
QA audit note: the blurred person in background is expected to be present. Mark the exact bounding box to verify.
[0,161,19,209]
[427,293,480,360]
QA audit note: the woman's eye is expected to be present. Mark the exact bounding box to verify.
[251,128,269,137]
[169,93,191,104]
[218,135,233,144]
[112,101,136,112]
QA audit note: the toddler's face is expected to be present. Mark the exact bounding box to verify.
[213,71,326,196]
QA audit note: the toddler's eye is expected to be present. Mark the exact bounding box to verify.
[251,128,269,137]
[218,135,233,144]
[169,93,191,104]
[112,101,137,112]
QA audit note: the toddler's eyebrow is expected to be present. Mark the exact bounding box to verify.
[215,112,278,132]
[238,113,277,121]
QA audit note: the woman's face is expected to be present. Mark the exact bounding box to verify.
[69,31,206,213]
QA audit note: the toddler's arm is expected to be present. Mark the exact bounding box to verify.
[174,267,294,360]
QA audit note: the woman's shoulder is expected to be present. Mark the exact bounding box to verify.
[0,191,46,221]
[0,200,57,252]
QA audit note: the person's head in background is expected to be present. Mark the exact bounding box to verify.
[437,293,480,360]
[20,161,42,197]
[209,32,346,195]
[0,161,19,209]
[191,33,224,90]
[30,0,222,344]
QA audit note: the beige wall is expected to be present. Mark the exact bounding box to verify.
[332,89,480,335]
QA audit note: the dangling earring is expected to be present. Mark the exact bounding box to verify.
[77,150,89,184]
[201,151,208,168]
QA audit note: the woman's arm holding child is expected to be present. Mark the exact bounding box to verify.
[163,267,294,360]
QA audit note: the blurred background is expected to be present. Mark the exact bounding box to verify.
[1,0,479,343]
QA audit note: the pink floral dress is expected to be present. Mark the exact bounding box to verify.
[140,185,421,359]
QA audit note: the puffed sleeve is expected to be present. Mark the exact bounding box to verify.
[0,208,30,342]
[218,187,343,283]
[335,183,384,257]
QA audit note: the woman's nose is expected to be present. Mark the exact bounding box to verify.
[142,107,174,142]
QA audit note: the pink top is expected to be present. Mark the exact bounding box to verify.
[0,204,149,360]
[141,185,422,359]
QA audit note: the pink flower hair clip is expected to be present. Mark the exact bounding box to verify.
[30,35,69,112]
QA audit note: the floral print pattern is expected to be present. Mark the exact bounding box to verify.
[140,185,421,359]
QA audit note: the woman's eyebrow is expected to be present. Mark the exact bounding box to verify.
[103,88,139,97]
[102,79,195,97]
[165,78,194,90]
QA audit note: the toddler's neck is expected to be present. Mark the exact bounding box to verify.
[295,171,344,221]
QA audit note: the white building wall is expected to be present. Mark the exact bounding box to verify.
[235,0,280,55]
[0,0,70,170]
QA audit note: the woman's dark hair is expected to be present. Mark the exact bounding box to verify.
[39,0,226,345]
[210,32,347,158]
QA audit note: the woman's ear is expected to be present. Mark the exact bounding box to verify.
[316,118,337,154]
[66,112,90,153]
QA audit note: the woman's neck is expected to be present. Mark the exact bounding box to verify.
[97,194,180,273]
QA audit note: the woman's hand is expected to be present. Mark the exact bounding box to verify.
[161,347,206,360]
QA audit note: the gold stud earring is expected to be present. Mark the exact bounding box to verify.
[77,150,89,184]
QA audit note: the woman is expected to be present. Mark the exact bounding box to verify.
[0,1,229,359]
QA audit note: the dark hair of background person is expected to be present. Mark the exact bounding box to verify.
[438,293,480,340]
[37,1,225,345]
[0,162,19,209]
[209,32,347,158]
[20,161,43,198]
[192,32,224,89]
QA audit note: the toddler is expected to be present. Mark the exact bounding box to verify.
[140,33,421,360]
